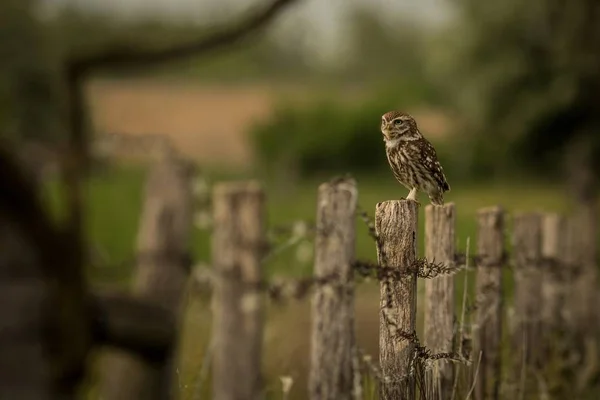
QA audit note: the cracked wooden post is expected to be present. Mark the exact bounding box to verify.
[511,212,543,393]
[424,203,456,400]
[211,181,265,400]
[100,158,194,400]
[309,177,361,400]
[376,200,419,400]
[473,206,505,400]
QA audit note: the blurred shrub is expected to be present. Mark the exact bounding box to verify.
[426,0,600,188]
[250,86,446,179]
[251,99,381,179]
[0,0,62,144]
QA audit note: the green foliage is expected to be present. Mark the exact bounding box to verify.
[338,5,431,85]
[0,0,62,144]
[250,86,439,179]
[429,0,600,186]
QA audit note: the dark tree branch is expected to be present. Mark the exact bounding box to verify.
[0,143,66,275]
[0,142,93,394]
[67,0,300,73]
[91,291,176,364]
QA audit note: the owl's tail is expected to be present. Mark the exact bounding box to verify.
[428,191,445,206]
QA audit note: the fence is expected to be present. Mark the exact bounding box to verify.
[0,155,598,399]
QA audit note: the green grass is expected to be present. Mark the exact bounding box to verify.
[60,165,576,399]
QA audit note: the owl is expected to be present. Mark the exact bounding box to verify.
[380,111,450,206]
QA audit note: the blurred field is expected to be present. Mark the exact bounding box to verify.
[86,78,454,168]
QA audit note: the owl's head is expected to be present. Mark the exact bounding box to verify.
[381,111,421,142]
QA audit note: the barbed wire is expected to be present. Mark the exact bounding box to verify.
[353,258,463,280]
[187,254,467,305]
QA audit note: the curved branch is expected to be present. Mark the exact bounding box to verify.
[67,0,300,73]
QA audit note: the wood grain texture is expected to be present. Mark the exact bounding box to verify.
[309,178,360,400]
[563,212,599,392]
[511,212,543,393]
[376,200,419,400]
[473,206,504,400]
[540,214,569,366]
[424,203,456,400]
[565,206,598,336]
[540,214,567,329]
[211,181,265,400]
[100,158,194,400]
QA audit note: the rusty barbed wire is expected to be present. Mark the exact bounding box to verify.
[380,300,469,361]
[88,247,196,273]
[353,258,463,280]
[188,254,468,305]
[356,203,377,241]
[357,333,470,392]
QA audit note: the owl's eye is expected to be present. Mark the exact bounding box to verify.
[394,119,403,125]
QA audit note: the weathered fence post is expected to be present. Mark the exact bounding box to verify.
[309,177,360,400]
[540,214,568,364]
[541,214,567,328]
[376,200,419,400]
[566,208,598,336]
[473,206,505,400]
[424,203,456,399]
[100,158,194,400]
[562,212,599,392]
[211,181,265,400]
[511,212,543,394]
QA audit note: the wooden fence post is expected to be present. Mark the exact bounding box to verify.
[100,158,194,400]
[562,212,599,392]
[376,200,419,400]
[473,206,505,400]
[211,181,265,400]
[424,203,456,400]
[309,177,360,400]
[540,214,568,363]
[566,208,598,337]
[511,213,543,393]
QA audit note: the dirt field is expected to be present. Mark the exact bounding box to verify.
[87,78,451,169]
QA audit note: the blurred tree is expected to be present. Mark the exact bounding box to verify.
[0,0,62,145]
[249,4,448,186]
[432,0,600,204]
[48,4,313,81]
[340,4,436,93]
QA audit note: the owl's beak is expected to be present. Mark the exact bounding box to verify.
[381,125,391,140]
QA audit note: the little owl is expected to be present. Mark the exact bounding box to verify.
[380,111,450,206]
